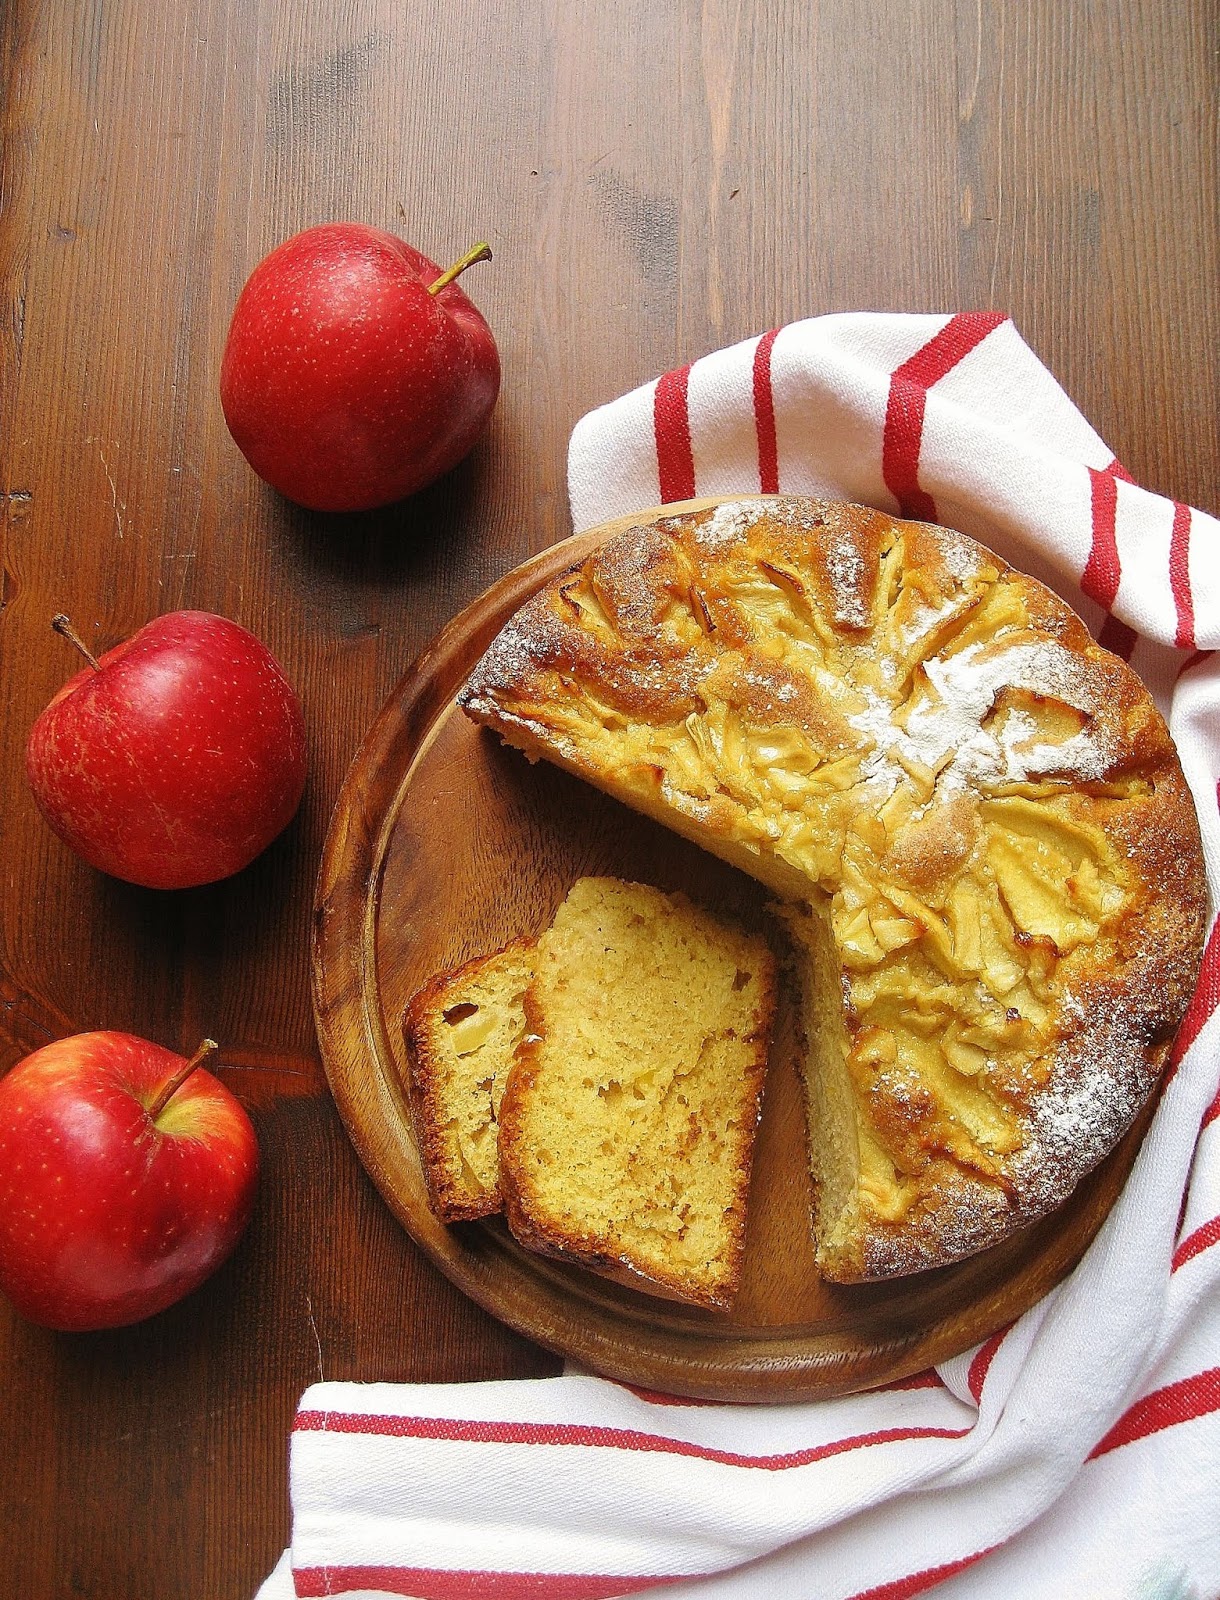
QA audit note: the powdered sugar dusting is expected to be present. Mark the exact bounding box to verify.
[821,532,866,629]
[859,982,1157,1278]
[887,529,981,654]
[461,602,552,705]
[694,498,768,550]
[936,527,981,583]
[849,637,1114,799]
[897,592,958,654]
[1009,996,1153,1215]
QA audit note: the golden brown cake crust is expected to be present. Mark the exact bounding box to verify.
[460,495,1209,1281]
[403,937,535,1222]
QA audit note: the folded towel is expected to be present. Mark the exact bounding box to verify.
[260,314,1220,1600]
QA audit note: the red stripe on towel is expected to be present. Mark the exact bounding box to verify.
[1177,649,1215,680]
[1089,1368,1220,1458]
[878,1369,945,1392]
[882,374,936,522]
[967,1325,1012,1404]
[1203,1083,1220,1131]
[294,1410,969,1471]
[753,327,781,493]
[1173,1216,1220,1273]
[1169,915,1220,1072]
[1082,467,1140,660]
[294,1565,691,1598]
[654,366,696,502]
[1082,467,1121,609]
[848,1545,998,1600]
[881,312,1006,522]
[1170,501,1195,650]
[889,312,1008,392]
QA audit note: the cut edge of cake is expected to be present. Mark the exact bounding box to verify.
[403,937,535,1222]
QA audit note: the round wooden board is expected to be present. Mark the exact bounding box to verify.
[312,499,1155,1403]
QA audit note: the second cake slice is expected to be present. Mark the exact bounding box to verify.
[498,877,777,1310]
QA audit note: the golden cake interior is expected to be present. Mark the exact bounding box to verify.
[461,496,1207,1280]
[498,877,776,1308]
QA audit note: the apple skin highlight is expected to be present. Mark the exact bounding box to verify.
[26,610,307,890]
[0,1033,258,1332]
[220,223,501,512]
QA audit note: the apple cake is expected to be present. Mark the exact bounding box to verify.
[460,495,1207,1281]
[497,877,776,1309]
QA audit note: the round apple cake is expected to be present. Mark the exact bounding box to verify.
[459,496,1207,1281]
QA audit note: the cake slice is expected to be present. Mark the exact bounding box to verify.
[498,877,777,1310]
[403,938,535,1221]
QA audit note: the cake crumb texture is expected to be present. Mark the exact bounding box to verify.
[498,877,777,1309]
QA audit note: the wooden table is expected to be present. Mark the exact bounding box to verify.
[0,2,1215,1594]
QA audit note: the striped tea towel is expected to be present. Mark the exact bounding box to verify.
[260,313,1220,1600]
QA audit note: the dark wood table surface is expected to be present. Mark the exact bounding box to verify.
[0,2,1215,1595]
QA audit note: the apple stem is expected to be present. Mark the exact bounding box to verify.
[51,613,102,672]
[427,241,492,296]
[148,1039,219,1119]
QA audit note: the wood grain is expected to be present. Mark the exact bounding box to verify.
[0,0,1216,1592]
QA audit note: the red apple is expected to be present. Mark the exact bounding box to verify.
[220,224,501,512]
[0,1033,257,1331]
[26,610,307,890]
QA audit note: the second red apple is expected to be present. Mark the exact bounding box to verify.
[26,610,307,889]
[220,224,501,512]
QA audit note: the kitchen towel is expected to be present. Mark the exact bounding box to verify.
[259,313,1220,1600]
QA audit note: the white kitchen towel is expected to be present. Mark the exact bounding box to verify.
[260,314,1220,1600]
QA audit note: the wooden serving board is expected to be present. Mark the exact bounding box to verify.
[312,500,1154,1403]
